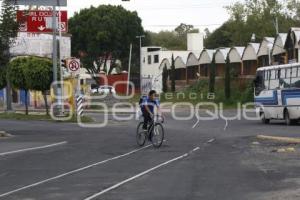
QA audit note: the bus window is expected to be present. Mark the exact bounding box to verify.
[291,67,300,88]
[281,68,292,88]
[270,69,279,89]
[254,71,265,95]
[292,67,297,78]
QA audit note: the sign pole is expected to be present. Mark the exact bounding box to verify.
[52,5,58,115]
[126,43,132,96]
[58,5,65,114]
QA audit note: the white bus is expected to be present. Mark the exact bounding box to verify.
[254,63,300,125]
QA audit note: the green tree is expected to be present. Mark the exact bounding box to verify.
[224,56,231,100]
[69,5,145,81]
[209,54,216,93]
[162,64,168,93]
[170,54,176,93]
[0,67,6,89]
[147,31,186,50]
[23,57,53,116]
[205,0,299,49]
[8,57,30,115]
[0,0,19,111]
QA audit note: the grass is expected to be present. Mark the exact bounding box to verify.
[0,112,94,123]
[112,79,255,110]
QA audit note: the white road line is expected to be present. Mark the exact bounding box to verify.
[83,147,200,200]
[0,144,153,198]
[0,141,67,156]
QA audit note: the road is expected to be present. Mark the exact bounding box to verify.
[0,111,299,200]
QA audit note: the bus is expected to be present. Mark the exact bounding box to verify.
[254,63,300,125]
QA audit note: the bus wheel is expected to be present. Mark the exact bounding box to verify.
[284,110,295,126]
[261,112,270,124]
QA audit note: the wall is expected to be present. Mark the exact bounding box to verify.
[99,72,129,94]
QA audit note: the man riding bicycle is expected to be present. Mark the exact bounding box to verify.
[140,90,161,131]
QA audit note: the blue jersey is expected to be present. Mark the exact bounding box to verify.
[140,96,159,114]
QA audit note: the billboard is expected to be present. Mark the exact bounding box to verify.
[10,32,71,59]
[17,10,68,33]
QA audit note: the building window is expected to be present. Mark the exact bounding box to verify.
[148,55,152,64]
[154,55,159,63]
[143,57,145,63]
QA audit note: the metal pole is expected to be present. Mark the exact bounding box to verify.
[58,4,64,114]
[52,5,58,115]
[136,35,144,94]
[127,43,132,96]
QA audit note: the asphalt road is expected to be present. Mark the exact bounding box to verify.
[0,111,299,200]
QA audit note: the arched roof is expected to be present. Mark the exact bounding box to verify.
[228,47,245,63]
[215,48,230,64]
[284,27,300,49]
[257,37,274,57]
[186,52,199,67]
[174,56,186,69]
[272,33,287,56]
[242,43,260,61]
[159,58,171,70]
[199,49,215,64]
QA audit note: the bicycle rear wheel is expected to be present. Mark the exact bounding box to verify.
[136,122,147,146]
[151,123,164,148]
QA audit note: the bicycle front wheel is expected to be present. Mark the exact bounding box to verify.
[136,122,147,147]
[151,123,164,148]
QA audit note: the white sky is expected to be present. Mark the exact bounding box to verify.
[66,0,241,32]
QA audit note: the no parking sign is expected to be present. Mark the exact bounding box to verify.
[67,59,80,75]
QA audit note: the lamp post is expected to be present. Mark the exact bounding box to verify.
[136,35,145,93]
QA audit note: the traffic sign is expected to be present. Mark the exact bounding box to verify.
[17,10,68,33]
[9,0,67,6]
[67,59,80,75]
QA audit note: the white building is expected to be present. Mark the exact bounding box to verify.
[10,32,71,59]
[141,33,204,93]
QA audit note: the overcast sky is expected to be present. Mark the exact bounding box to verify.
[66,0,240,32]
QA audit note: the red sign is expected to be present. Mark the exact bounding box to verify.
[17,10,68,33]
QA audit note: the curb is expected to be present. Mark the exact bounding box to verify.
[257,135,300,144]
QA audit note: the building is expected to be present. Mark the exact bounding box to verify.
[257,37,274,67]
[272,33,287,65]
[141,33,204,93]
[228,47,245,77]
[242,43,260,76]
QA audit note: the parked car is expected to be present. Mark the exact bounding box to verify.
[91,85,116,95]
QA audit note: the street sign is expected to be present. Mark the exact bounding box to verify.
[17,10,68,33]
[67,59,81,75]
[9,0,67,6]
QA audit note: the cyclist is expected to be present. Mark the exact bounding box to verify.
[140,90,161,131]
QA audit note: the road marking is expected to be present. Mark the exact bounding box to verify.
[0,141,67,156]
[0,144,153,198]
[207,138,216,144]
[83,147,200,200]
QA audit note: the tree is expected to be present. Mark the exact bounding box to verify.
[162,64,168,93]
[205,0,300,49]
[69,5,145,83]
[0,0,19,111]
[170,54,176,93]
[0,67,6,89]
[147,31,186,50]
[209,54,216,93]
[23,57,53,116]
[224,56,231,100]
[175,23,198,37]
[7,57,30,115]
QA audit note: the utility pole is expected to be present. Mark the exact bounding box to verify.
[126,43,132,96]
[52,5,58,115]
[136,35,145,93]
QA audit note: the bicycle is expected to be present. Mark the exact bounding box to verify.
[136,114,165,148]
